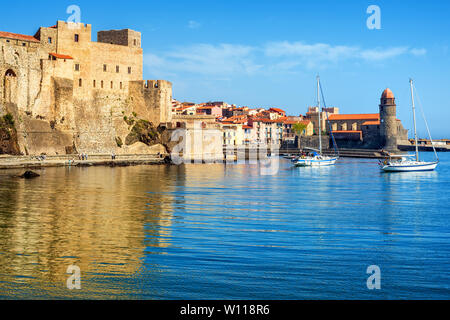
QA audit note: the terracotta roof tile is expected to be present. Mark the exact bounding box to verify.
[329,114,380,121]
[49,52,74,60]
[0,31,39,43]
[362,121,381,126]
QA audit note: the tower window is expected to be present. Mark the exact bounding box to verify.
[79,79,82,87]
[134,39,137,46]
[48,37,52,44]
[74,34,79,42]
[111,81,113,89]
[75,64,80,71]
[116,65,120,73]
[120,82,123,89]
[93,80,96,88]
[101,81,104,88]
[128,67,132,74]
[103,64,107,72]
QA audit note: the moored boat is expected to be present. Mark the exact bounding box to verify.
[380,79,439,172]
[294,76,339,167]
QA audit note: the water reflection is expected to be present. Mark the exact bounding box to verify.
[0,166,175,299]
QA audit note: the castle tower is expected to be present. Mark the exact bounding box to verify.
[380,88,398,151]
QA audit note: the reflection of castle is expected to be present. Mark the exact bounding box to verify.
[0,166,175,298]
[328,89,408,150]
[0,21,172,155]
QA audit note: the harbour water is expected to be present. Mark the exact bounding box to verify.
[0,153,449,300]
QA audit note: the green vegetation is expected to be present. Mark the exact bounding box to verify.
[125,119,159,146]
[292,122,307,136]
[1,113,15,127]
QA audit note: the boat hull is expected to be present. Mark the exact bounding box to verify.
[295,158,338,167]
[381,162,438,172]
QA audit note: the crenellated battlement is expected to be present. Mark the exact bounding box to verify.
[144,80,172,90]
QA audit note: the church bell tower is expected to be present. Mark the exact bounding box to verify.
[379,88,398,151]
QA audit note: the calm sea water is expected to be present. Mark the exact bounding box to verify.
[0,153,449,300]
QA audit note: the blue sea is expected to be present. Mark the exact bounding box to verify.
[0,153,449,300]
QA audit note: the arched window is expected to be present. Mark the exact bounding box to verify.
[5,69,16,77]
[352,122,357,131]
[332,123,338,131]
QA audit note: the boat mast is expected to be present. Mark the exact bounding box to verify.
[317,75,322,154]
[410,78,419,162]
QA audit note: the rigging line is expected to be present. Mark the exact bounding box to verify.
[319,80,339,156]
[412,82,439,162]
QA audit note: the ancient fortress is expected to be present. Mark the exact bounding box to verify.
[0,21,172,155]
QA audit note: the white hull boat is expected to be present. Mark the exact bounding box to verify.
[296,156,338,167]
[294,76,339,168]
[380,79,439,173]
[381,160,438,172]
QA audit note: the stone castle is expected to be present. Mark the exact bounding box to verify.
[0,21,172,155]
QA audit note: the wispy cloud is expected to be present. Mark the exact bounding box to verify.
[188,20,201,29]
[144,41,427,76]
[145,44,262,77]
[264,41,426,68]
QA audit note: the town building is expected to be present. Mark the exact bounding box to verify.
[328,89,408,150]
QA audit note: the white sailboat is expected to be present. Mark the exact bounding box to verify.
[295,76,339,167]
[380,79,439,172]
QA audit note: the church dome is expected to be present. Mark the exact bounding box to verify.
[381,88,395,99]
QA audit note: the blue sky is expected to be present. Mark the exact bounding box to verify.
[1,0,449,137]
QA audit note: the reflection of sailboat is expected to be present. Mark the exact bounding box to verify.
[381,79,439,172]
[295,76,339,167]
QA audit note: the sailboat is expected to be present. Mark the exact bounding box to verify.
[380,79,439,172]
[295,76,339,167]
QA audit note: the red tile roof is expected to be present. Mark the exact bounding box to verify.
[269,108,286,114]
[329,114,380,121]
[49,52,74,60]
[362,121,381,126]
[0,31,39,43]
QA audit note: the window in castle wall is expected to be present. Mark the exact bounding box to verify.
[120,82,123,89]
[22,43,26,47]
[93,80,96,88]
[101,81,104,88]
[116,66,120,73]
[75,64,80,71]
[48,37,52,44]
[111,81,113,89]
[79,79,82,87]
[103,65,107,72]
[128,67,132,74]
[134,39,137,46]
[75,34,79,42]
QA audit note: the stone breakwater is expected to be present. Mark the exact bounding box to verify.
[0,154,168,170]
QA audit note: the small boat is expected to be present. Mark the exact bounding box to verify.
[296,155,338,167]
[294,76,339,167]
[380,79,439,172]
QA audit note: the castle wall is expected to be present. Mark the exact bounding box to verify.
[0,21,172,155]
